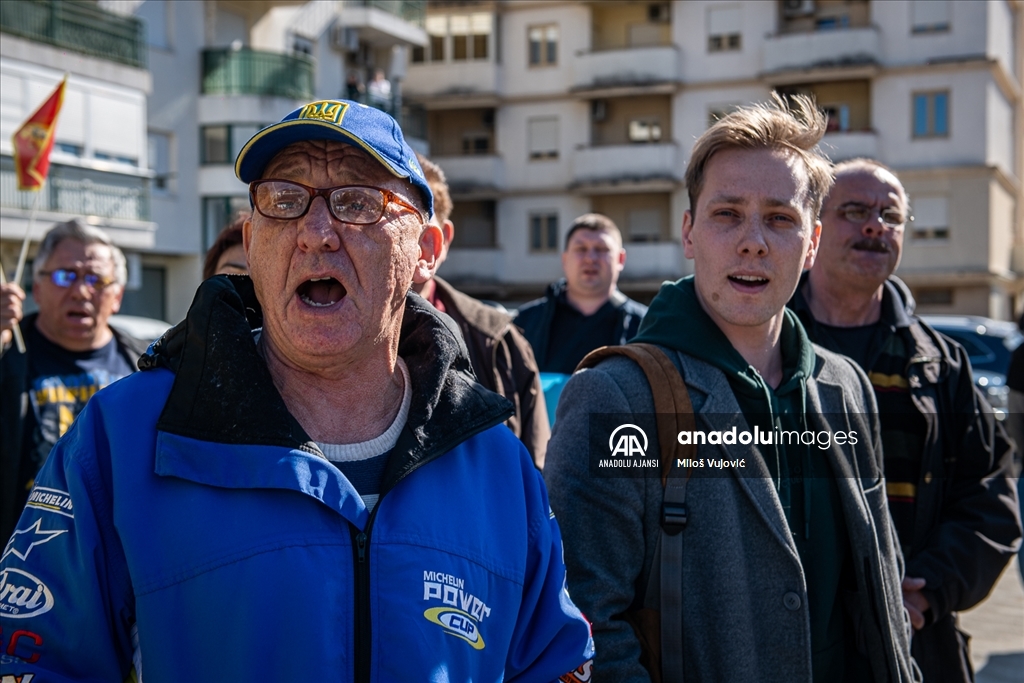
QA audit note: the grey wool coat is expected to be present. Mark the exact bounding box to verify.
[544,346,918,683]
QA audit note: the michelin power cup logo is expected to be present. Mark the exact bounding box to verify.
[0,568,54,618]
[423,571,491,650]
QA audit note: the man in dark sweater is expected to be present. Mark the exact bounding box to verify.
[515,214,647,375]
[790,158,1020,682]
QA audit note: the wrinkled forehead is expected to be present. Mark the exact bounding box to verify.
[46,239,115,270]
[833,165,907,206]
[262,139,397,187]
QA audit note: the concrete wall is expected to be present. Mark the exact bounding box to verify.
[499,3,589,98]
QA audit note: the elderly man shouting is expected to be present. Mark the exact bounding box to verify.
[0,101,594,682]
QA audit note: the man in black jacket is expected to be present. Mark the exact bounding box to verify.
[0,219,148,542]
[516,214,647,375]
[790,158,1021,682]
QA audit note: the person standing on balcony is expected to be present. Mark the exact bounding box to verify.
[0,219,148,543]
[515,214,647,376]
[789,158,1021,683]
[367,68,392,112]
[412,154,550,468]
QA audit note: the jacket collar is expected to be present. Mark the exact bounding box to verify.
[143,275,513,508]
[432,277,512,341]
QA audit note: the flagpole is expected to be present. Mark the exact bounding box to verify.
[0,259,27,354]
[14,183,41,287]
[2,187,36,354]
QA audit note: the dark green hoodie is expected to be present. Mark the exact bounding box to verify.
[632,277,857,683]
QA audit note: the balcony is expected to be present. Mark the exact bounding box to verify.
[340,0,427,47]
[572,143,678,188]
[0,0,145,68]
[819,131,879,162]
[202,48,314,100]
[621,242,683,280]
[405,62,499,101]
[1,157,148,222]
[433,155,504,193]
[572,45,679,92]
[762,27,879,77]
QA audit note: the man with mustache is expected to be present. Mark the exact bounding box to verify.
[790,158,1021,682]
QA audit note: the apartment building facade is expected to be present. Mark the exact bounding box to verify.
[134,0,427,321]
[407,0,1024,317]
[1,0,427,324]
[0,1,161,318]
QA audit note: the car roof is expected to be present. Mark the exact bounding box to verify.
[919,314,1019,338]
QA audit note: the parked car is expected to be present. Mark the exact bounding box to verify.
[921,315,1024,417]
[109,314,173,344]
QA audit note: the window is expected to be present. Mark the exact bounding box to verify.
[94,152,137,166]
[529,25,558,66]
[292,36,313,57]
[119,266,167,321]
[707,105,738,127]
[426,15,446,62]
[910,196,949,240]
[912,0,950,33]
[148,131,173,194]
[202,124,260,164]
[628,119,662,143]
[913,91,949,138]
[416,13,491,63]
[627,208,663,242]
[451,200,497,248]
[822,104,851,132]
[56,142,84,156]
[707,6,741,52]
[529,213,559,253]
[528,117,559,160]
[203,196,250,250]
[463,133,492,155]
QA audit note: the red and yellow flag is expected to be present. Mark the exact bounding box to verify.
[12,76,67,191]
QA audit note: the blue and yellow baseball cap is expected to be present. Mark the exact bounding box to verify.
[235,99,433,217]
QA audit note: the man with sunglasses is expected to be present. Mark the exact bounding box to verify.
[789,158,1020,682]
[0,219,148,543]
[0,101,593,682]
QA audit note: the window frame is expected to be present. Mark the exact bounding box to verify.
[911,90,950,139]
[528,24,559,67]
[528,212,559,253]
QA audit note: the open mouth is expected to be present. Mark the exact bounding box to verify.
[852,238,890,254]
[297,277,346,308]
[728,274,769,289]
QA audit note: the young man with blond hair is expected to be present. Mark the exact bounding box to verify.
[545,96,916,682]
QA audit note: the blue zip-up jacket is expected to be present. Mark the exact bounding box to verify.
[0,276,594,682]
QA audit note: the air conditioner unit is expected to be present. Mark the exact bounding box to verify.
[331,24,360,53]
[648,3,671,24]
[591,99,608,122]
[782,0,815,17]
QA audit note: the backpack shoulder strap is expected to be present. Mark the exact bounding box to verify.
[577,343,695,486]
[577,343,694,683]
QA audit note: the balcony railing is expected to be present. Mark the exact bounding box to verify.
[202,48,314,100]
[0,0,145,68]
[0,158,149,222]
[351,0,425,27]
